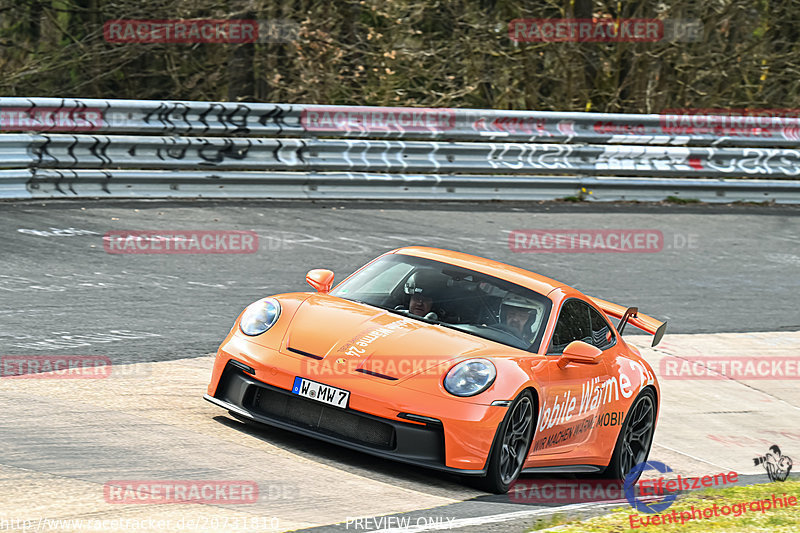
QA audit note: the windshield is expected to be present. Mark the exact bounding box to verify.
[330,254,552,353]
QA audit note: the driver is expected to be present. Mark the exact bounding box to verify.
[403,269,447,320]
[500,293,540,344]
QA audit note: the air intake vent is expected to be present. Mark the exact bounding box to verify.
[287,347,323,360]
[356,368,398,381]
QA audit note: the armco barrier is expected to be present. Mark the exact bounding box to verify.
[1,97,799,202]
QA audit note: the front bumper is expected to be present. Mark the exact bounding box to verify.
[206,361,488,475]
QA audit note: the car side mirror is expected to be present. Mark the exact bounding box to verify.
[557,340,603,369]
[306,269,334,293]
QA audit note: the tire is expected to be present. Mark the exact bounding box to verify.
[474,390,535,494]
[602,388,657,482]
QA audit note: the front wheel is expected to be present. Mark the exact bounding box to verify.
[474,390,535,493]
[603,388,656,481]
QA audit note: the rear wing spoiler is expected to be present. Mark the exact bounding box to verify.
[589,297,667,347]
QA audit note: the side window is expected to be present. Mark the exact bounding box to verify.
[589,306,616,350]
[548,300,592,354]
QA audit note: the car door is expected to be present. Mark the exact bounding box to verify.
[529,298,615,457]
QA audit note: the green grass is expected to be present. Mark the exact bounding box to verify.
[527,513,570,531]
[664,196,701,204]
[562,188,593,202]
[526,480,800,532]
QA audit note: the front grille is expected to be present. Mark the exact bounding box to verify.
[250,387,396,449]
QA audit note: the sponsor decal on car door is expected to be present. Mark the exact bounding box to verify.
[530,299,620,456]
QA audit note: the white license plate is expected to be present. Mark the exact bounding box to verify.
[291,377,350,409]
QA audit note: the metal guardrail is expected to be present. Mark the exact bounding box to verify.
[9,133,800,178]
[2,97,800,146]
[1,97,799,202]
[9,169,796,203]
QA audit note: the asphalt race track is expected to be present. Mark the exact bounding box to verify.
[1,199,799,532]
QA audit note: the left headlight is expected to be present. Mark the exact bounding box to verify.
[239,298,281,336]
[443,358,497,397]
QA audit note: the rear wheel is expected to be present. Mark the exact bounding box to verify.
[603,388,656,481]
[474,390,535,493]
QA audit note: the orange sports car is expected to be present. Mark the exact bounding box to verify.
[205,247,666,493]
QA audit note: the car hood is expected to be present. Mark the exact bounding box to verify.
[282,293,503,380]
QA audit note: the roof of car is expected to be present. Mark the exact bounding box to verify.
[391,246,567,296]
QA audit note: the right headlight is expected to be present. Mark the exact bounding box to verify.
[443,358,497,397]
[239,298,281,336]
